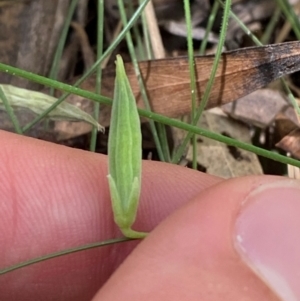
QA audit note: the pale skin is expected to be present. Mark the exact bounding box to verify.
[0,130,296,300]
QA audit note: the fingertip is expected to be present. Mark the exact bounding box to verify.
[235,179,300,301]
[95,176,284,301]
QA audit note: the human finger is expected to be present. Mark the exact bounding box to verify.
[0,130,221,301]
[94,176,300,301]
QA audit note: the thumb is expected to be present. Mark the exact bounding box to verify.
[94,176,300,301]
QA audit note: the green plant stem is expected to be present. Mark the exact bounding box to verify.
[183,0,198,169]
[139,0,152,60]
[260,6,281,45]
[118,0,165,161]
[141,114,300,168]
[157,122,171,162]
[0,86,22,134]
[90,0,104,152]
[275,0,300,113]
[127,1,145,60]
[275,0,300,39]
[199,0,220,55]
[1,62,299,168]
[172,0,232,164]
[217,0,264,46]
[0,237,130,275]
[48,0,80,96]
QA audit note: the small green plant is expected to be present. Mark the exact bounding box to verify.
[2,0,300,277]
[107,55,147,239]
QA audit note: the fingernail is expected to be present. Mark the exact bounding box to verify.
[234,180,300,301]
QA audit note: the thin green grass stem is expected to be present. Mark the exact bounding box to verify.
[260,6,281,45]
[199,0,220,55]
[217,0,262,45]
[0,63,112,104]
[275,0,300,39]
[90,0,105,152]
[134,27,145,60]
[1,62,299,168]
[0,237,130,275]
[127,2,140,58]
[183,0,198,169]
[128,1,145,60]
[157,122,171,162]
[48,0,80,96]
[282,80,300,116]
[139,0,152,60]
[172,0,232,164]
[0,86,22,134]
[118,0,165,162]
[144,113,300,168]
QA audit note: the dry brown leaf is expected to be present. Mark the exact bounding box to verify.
[63,41,300,131]
[55,41,300,139]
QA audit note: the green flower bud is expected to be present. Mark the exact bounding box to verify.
[107,55,147,239]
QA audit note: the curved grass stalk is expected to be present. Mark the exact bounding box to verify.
[1,62,300,168]
[0,238,129,275]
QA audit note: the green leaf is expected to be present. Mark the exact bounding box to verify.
[0,84,104,131]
